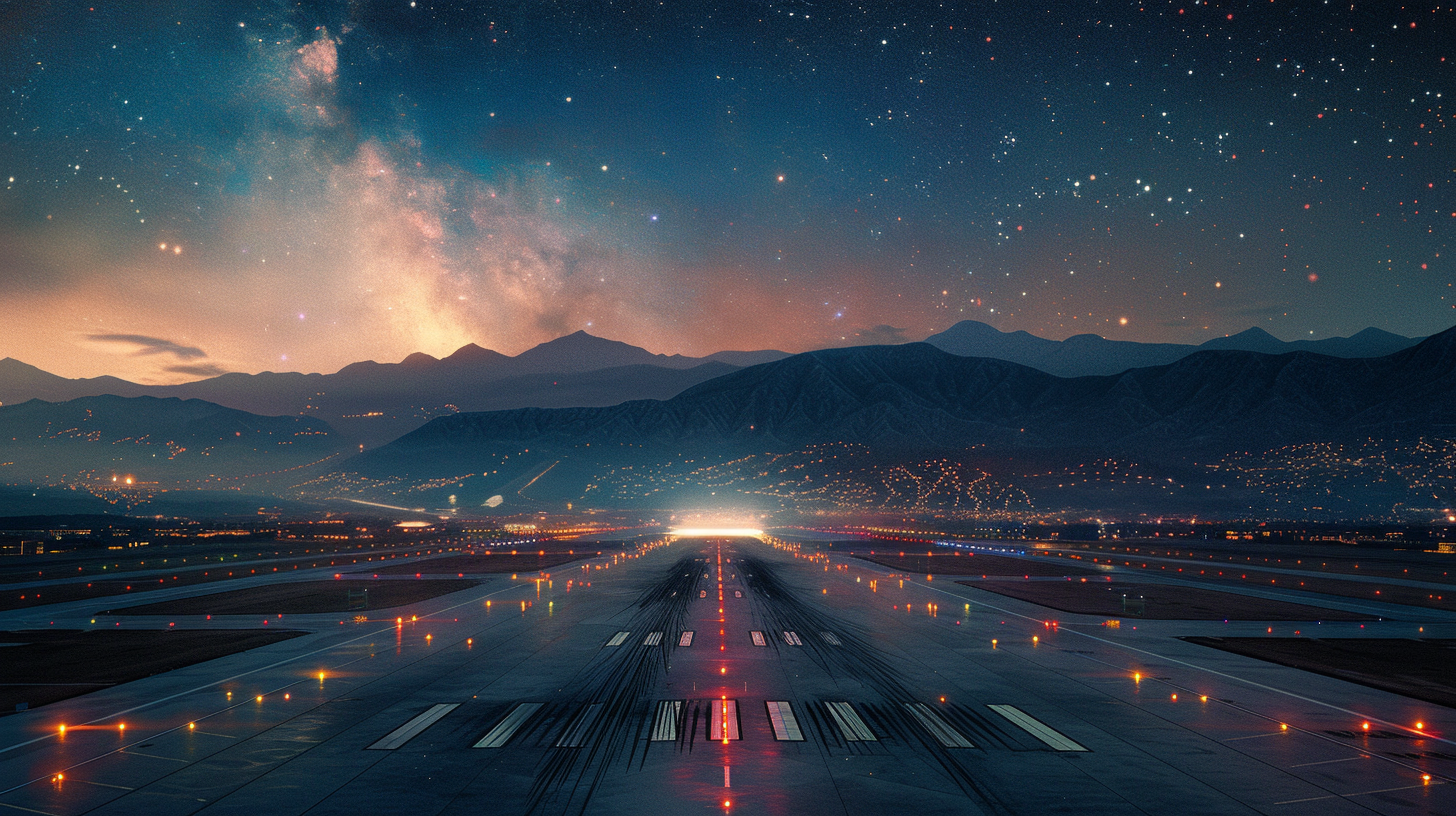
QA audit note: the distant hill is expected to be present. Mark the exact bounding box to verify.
[0,395,346,488]
[0,333,790,448]
[923,321,1420,377]
[335,326,1456,518]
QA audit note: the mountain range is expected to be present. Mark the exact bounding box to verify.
[335,325,1456,518]
[3,323,1449,520]
[0,325,1418,449]
[0,394,342,485]
[0,333,789,448]
[921,322,1420,377]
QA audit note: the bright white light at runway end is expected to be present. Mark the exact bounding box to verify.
[670,527,764,538]
[394,521,433,529]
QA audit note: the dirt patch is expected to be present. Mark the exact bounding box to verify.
[0,628,305,715]
[1185,637,1456,710]
[855,551,1098,578]
[962,579,1373,620]
[102,579,481,615]
[361,551,588,576]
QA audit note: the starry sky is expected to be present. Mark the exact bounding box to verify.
[1,1,1451,383]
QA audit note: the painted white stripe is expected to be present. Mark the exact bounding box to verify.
[903,702,973,748]
[821,631,841,646]
[765,701,804,741]
[474,702,541,748]
[643,631,663,646]
[988,705,1086,751]
[556,703,603,748]
[678,631,695,647]
[709,699,741,741]
[750,630,767,647]
[652,700,682,742]
[368,703,460,750]
[783,630,802,646]
[825,702,876,741]
[605,631,630,647]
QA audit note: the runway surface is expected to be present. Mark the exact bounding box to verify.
[2,534,1455,815]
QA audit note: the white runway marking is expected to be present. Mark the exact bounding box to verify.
[368,703,459,750]
[903,702,973,748]
[651,700,682,742]
[605,631,630,647]
[1225,731,1289,742]
[709,699,740,741]
[782,630,802,646]
[821,631,841,646]
[678,631,694,647]
[119,748,189,762]
[765,701,804,741]
[987,705,1085,751]
[556,703,603,748]
[474,702,542,748]
[750,630,767,647]
[825,702,876,741]
[643,631,663,646]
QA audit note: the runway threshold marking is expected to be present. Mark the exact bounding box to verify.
[903,702,974,748]
[825,702,876,742]
[987,705,1086,751]
[821,631,841,646]
[557,703,603,748]
[368,703,460,750]
[765,701,804,741]
[643,631,663,646]
[605,631,630,647]
[782,631,803,646]
[678,631,694,647]
[652,700,683,741]
[750,631,767,647]
[709,699,741,741]
[474,702,542,748]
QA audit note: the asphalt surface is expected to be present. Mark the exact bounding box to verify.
[2,534,1455,815]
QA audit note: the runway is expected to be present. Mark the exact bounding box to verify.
[1,534,1453,815]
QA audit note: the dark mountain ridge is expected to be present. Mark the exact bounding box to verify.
[359,325,1456,476]
[0,394,345,485]
[923,321,1420,377]
[0,333,788,448]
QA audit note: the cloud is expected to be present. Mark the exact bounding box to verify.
[87,334,207,360]
[163,363,229,378]
[294,31,338,85]
[851,325,911,345]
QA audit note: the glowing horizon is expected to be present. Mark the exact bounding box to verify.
[669,527,765,539]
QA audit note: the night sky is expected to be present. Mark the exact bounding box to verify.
[1,1,1451,383]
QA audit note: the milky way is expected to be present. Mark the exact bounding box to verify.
[0,1,1450,382]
